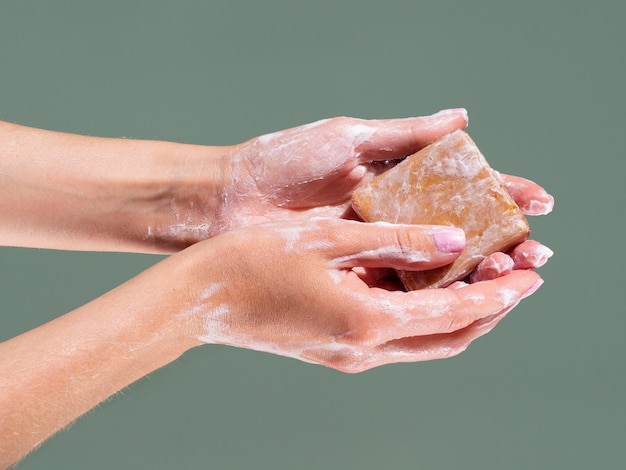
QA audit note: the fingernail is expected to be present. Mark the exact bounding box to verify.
[432,227,466,253]
[527,193,555,215]
[521,278,544,299]
[513,243,554,270]
[533,244,554,267]
[432,108,469,126]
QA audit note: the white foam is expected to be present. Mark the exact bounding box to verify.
[345,124,375,147]
[429,142,482,179]
[270,218,323,252]
[332,246,431,266]
[526,199,554,215]
[495,288,520,308]
[165,222,212,239]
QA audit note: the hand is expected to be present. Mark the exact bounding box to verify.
[0,115,554,255]
[214,109,469,232]
[150,110,555,255]
[181,217,542,373]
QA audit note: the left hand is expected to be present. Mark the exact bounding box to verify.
[166,110,554,267]
[217,112,554,278]
[215,110,553,226]
[215,109,469,231]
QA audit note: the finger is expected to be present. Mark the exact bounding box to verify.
[509,240,554,270]
[469,252,514,282]
[323,220,465,271]
[352,108,469,163]
[364,270,541,341]
[371,306,512,367]
[305,305,514,373]
[498,173,554,215]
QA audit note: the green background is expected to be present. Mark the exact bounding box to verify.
[1,0,623,468]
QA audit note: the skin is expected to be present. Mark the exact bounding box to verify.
[0,110,553,467]
[189,218,542,369]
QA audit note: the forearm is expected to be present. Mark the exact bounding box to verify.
[0,257,201,468]
[0,120,230,253]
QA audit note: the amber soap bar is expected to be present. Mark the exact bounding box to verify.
[351,129,530,289]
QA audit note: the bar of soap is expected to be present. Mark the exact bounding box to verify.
[351,129,530,289]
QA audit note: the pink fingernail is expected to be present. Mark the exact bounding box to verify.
[432,108,469,126]
[521,279,544,299]
[531,245,554,268]
[432,227,466,253]
[512,243,554,270]
[526,193,555,215]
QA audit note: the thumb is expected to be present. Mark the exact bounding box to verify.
[354,108,469,163]
[322,220,465,271]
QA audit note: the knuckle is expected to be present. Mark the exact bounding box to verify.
[437,309,473,334]
[409,124,429,147]
[321,302,383,349]
[393,227,420,257]
[448,288,491,323]
[339,323,380,348]
[329,116,353,128]
[323,218,349,243]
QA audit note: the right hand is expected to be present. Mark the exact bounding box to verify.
[166,218,542,373]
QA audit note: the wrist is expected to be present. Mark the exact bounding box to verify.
[129,140,232,253]
[0,121,232,252]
